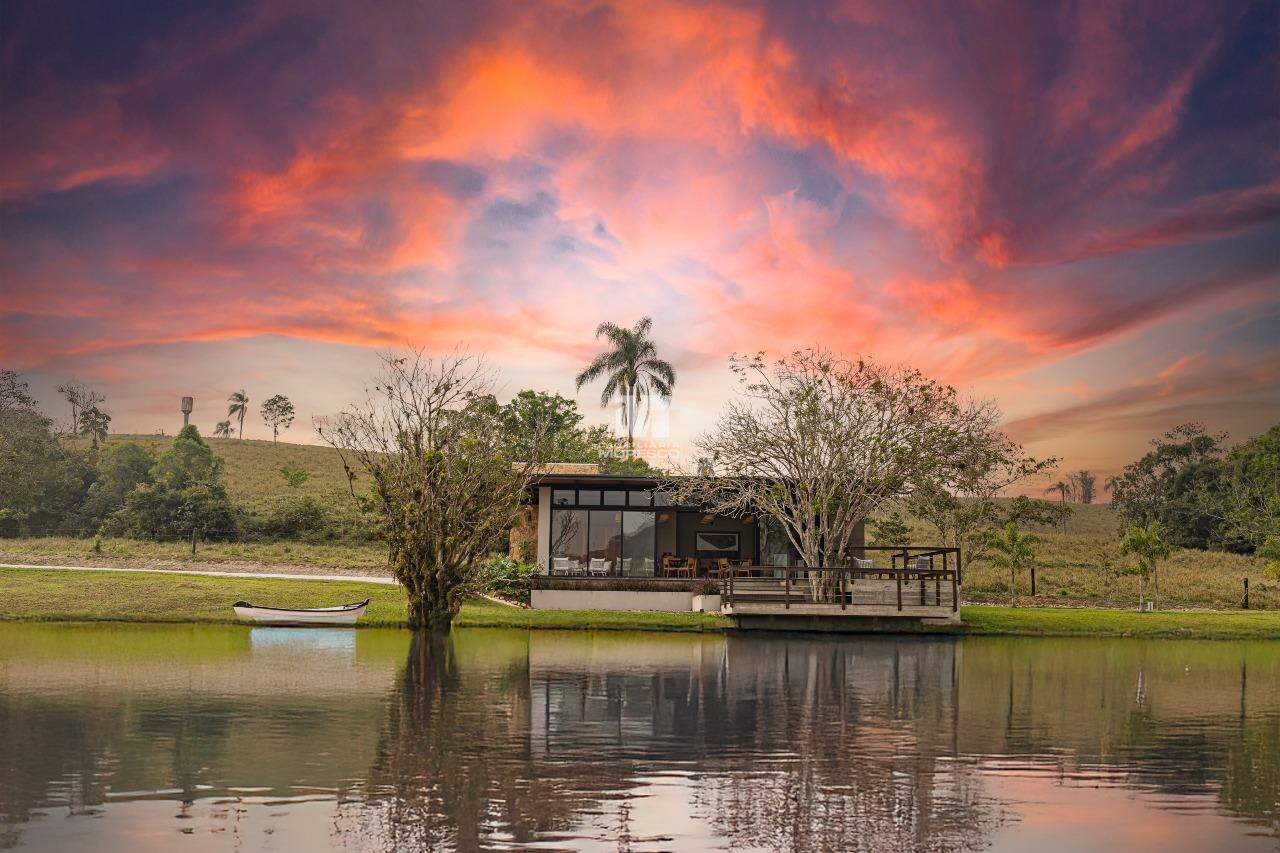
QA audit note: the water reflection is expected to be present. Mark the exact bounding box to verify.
[0,623,1276,850]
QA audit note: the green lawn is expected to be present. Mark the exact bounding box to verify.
[2,568,1276,639]
[0,535,388,573]
[962,605,1280,640]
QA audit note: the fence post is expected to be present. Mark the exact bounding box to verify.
[896,569,903,611]
[841,569,847,611]
[1243,577,1249,610]
[1031,565,1037,597]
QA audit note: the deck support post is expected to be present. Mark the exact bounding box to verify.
[785,570,790,609]
[896,571,903,611]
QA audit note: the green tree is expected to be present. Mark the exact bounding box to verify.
[1120,521,1173,611]
[77,405,111,448]
[227,390,249,438]
[982,521,1040,605]
[483,389,658,474]
[1215,424,1279,551]
[213,420,234,438]
[260,394,295,442]
[109,426,236,541]
[280,463,310,489]
[1110,423,1225,549]
[574,317,675,455]
[1002,495,1071,530]
[869,512,911,547]
[1,370,93,535]
[1259,536,1280,582]
[80,441,155,529]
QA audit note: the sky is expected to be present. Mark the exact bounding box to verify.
[2,0,1278,486]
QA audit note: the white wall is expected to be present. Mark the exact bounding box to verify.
[531,589,694,612]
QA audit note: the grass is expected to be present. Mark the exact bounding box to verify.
[962,605,1280,640]
[2,568,1276,639]
[0,535,388,573]
[876,501,1277,611]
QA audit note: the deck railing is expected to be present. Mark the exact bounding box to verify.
[721,546,961,613]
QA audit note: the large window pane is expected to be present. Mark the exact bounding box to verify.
[588,510,622,575]
[550,509,587,574]
[622,511,656,576]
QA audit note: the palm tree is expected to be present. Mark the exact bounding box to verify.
[1120,521,1173,611]
[213,420,233,438]
[1045,480,1074,504]
[574,317,675,455]
[227,390,249,439]
[983,521,1040,605]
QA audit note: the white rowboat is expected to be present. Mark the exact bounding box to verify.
[232,599,370,626]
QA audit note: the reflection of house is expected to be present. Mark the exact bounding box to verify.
[516,466,960,627]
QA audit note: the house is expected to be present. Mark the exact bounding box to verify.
[511,466,961,629]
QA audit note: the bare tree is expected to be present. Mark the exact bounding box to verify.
[672,349,992,600]
[57,379,104,434]
[317,350,551,630]
[1071,470,1097,504]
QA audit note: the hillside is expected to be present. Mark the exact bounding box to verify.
[109,434,359,518]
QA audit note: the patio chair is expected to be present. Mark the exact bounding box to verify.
[588,558,610,576]
[913,555,933,571]
[551,557,576,576]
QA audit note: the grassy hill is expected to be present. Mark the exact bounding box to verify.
[109,434,359,517]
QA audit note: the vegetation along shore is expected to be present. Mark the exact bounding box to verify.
[3,568,1276,640]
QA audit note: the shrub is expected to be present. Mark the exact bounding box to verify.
[477,555,538,605]
[260,495,329,539]
[692,578,720,596]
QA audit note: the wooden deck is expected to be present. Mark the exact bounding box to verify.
[720,551,961,627]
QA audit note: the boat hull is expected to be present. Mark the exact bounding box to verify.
[232,602,368,626]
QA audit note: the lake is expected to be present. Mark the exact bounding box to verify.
[0,623,1276,851]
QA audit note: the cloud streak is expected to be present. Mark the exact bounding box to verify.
[2,0,1277,470]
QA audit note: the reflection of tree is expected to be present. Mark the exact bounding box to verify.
[956,638,1280,839]
[550,510,581,559]
[351,630,609,849]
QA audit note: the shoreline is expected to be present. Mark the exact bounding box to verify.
[1,567,1276,640]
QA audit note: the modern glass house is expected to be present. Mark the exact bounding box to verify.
[513,465,961,628]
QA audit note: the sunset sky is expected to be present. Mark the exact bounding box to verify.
[2,0,1277,484]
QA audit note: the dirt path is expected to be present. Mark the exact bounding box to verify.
[0,562,397,584]
[0,553,391,578]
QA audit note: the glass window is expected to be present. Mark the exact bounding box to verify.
[654,490,674,507]
[622,511,656,576]
[603,490,626,506]
[552,489,576,506]
[550,509,587,574]
[577,490,601,506]
[588,510,622,574]
[628,490,652,507]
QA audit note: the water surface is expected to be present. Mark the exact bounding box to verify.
[0,622,1276,851]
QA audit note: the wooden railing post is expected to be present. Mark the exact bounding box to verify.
[785,569,791,609]
[896,569,903,611]
[841,569,847,610]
